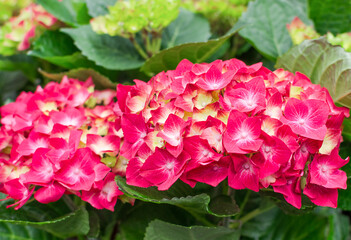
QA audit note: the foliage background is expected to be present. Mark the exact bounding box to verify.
[0,0,351,239]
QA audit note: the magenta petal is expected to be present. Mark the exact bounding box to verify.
[273,177,301,209]
[224,111,263,154]
[184,156,229,187]
[121,114,147,143]
[34,182,65,204]
[303,182,338,208]
[54,148,97,191]
[309,150,348,189]
[228,155,259,192]
[126,158,152,188]
[282,99,329,140]
[183,136,222,170]
[196,65,234,90]
[140,148,189,190]
[157,114,188,147]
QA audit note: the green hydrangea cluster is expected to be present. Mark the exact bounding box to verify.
[181,0,250,33]
[0,0,31,23]
[326,32,351,52]
[287,17,351,52]
[91,0,180,38]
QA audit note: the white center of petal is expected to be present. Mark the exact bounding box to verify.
[165,162,175,171]
[263,145,271,153]
[202,149,210,157]
[320,165,329,173]
[287,179,293,185]
[73,168,81,176]
[243,162,250,170]
[240,131,249,139]
[301,145,307,153]
[211,82,219,89]
[246,99,255,108]
[140,132,147,139]
[297,119,305,125]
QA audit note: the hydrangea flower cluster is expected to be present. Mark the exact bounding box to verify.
[182,0,249,33]
[0,77,122,211]
[91,0,180,38]
[287,17,351,52]
[118,58,349,209]
[0,0,31,23]
[0,3,57,55]
[0,58,349,211]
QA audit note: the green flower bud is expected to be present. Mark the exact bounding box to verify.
[90,0,180,37]
[327,32,351,52]
[181,0,250,33]
[287,17,320,45]
[0,0,31,23]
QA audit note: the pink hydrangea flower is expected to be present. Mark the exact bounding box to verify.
[0,57,349,211]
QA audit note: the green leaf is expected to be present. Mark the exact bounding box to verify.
[241,208,329,240]
[86,0,117,17]
[116,177,239,217]
[37,0,90,26]
[144,220,240,240]
[208,195,240,217]
[32,207,89,239]
[62,25,145,71]
[308,0,351,35]
[0,222,59,240]
[0,71,28,104]
[236,0,312,61]
[116,202,195,240]
[0,196,90,238]
[31,31,78,56]
[162,9,211,49]
[0,55,37,80]
[87,210,100,239]
[325,209,350,240]
[342,119,351,143]
[338,179,351,211]
[276,38,351,108]
[141,29,237,75]
[29,30,98,70]
[39,68,116,90]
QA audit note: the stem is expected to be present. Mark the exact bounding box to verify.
[147,31,162,56]
[154,36,162,54]
[222,181,229,195]
[230,204,275,229]
[226,34,243,59]
[63,195,78,211]
[130,36,149,60]
[145,32,152,56]
[235,190,251,220]
[220,185,235,228]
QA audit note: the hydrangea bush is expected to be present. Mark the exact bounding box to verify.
[0,0,351,239]
[2,58,348,211]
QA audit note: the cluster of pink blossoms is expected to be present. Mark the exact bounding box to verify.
[118,59,349,209]
[0,77,123,211]
[0,58,349,211]
[1,3,58,54]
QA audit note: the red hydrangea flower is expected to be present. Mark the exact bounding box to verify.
[0,57,349,212]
